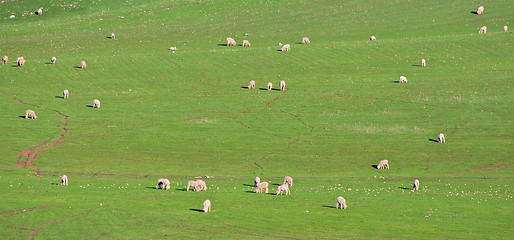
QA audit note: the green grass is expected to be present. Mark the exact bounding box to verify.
[1,0,513,239]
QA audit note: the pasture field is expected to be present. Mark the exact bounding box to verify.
[1,0,512,239]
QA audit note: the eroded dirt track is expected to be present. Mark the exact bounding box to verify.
[447,164,514,174]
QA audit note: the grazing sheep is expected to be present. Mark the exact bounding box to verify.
[255,182,269,193]
[413,179,419,191]
[226,37,236,46]
[283,176,293,186]
[196,179,207,191]
[61,175,68,186]
[281,44,291,51]
[203,199,211,213]
[280,81,286,91]
[187,180,199,191]
[156,178,171,190]
[479,26,487,34]
[302,37,310,44]
[63,89,69,99]
[17,57,25,67]
[421,59,426,67]
[370,36,376,41]
[438,133,445,143]
[377,159,389,169]
[2,56,7,64]
[25,110,37,119]
[254,176,260,187]
[51,57,57,64]
[336,196,347,209]
[93,99,101,108]
[248,80,255,89]
[477,6,484,15]
[81,61,87,68]
[267,82,273,91]
[111,33,115,39]
[36,8,43,16]
[242,40,251,46]
[504,26,508,32]
[399,76,408,83]
[276,184,291,195]
[169,47,177,50]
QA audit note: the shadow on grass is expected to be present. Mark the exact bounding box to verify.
[412,64,423,67]
[45,62,54,65]
[471,11,478,15]
[245,190,255,194]
[241,86,249,89]
[258,88,280,91]
[392,81,400,83]
[50,183,61,185]
[217,43,228,46]
[85,105,94,108]
[176,188,187,191]
[75,66,83,69]
[322,205,337,209]
[190,208,204,212]
[371,165,378,169]
[271,183,281,186]
[19,115,27,119]
[146,186,157,189]
[398,186,410,190]
[242,184,254,187]
[55,96,64,99]
[428,139,439,143]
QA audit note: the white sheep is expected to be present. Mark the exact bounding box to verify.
[203,199,211,212]
[281,44,291,51]
[267,82,273,91]
[169,47,177,50]
[336,196,347,209]
[276,184,290,195]
[36,8,43,16]
[111,33,115,39]
[278,43,283,47]
[302,37,310,44]
[81,61,87,68]
[196,179,207,191]
[477,6,484,15]
[61,175,68,186]
[479,26,487,34]
[438,133,445,143]
[51,56,57,64]
[280,81,286,91]
[413,179,419,190]
[399,76,408,83]
[370,36,376,41]
[377,159,389,169]
[242,40,251,46]
[248,80,255,89]
[63,89,69,99]
[156,178,171,190]
[255,182,269,193]
[187,180,199,191]
[2,56,7,64]
[226,37,236,46]
[93,99,101,108]
[25,110,37,119]
[17,57,25,67]
[504,26,508,32]
[254,176,260,187]
[421,59,426,67]
[283,176,293,186]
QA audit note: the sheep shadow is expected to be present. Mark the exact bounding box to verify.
[145,186,157,189]
[74,66,83,69]
[258,88,281,91]
[392,81,400,83]
[19,115,27,119]
[190,208,204,212]
[45,62,54,65]
[241,86,249,89]
[50,182,61,185]
[470,11,478,15]
[428,139,439,143]
[398,186,410,190]
[242,184,254,187]
[271,183,281,186]
[85,105,94,108]
[217,43,228,46]
[55,96,64,99]
[412,64,423,67]
[176,188,188,191]
[322,205,337,209]
[107,36,114,39]
[371,164,378,169]
[245,190,256,194]
[11,65,19,67]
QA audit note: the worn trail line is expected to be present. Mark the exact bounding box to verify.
[28,209,94,240]
[447,164,514,174]
[0,205,56,216]
[11,93,70,176]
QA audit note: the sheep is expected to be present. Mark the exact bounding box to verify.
[186,180,199,191]
[377,159,389,169]
[2,56,7,64]
[370,36,376,41]
[17,57,25,67]
[203,199,211,212]
[36,8,43,16]
[169,47,177,50]
[61,175,68,186]
[25,110,37,119]
[81,61,87,68]
[254,176,260,187]
[479,26,487,34]
[111,33,115,39]
[302,37,310,44]
[477,6,484,15]
[281,44,291,51]
[283,176,293,186]
[255,182,269,193]
[278,43,283,47]
[413,179,419,191]
[399,76,408,83]
[336,196,347,209]
[438,133,445,143]
[51,57,57,64]
[63,89,69,99]
[226,37,236,46]
[196,179,207,191]
[280,81,286,91]
[276,184,291,195]
[421,59,426,67]
[156,178,171,190]
[504,26,508,32]
[242,40,251,46]
[248,80,255,89]
[93,99,101,108]
[267,82,273,91]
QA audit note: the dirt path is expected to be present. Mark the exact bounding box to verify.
[28,208,94,240]
[447,164,514,174]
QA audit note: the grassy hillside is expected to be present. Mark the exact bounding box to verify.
[1,0,512,239]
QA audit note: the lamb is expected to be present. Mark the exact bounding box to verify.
[267,82,273,91]
[255,182,269,193]
[370,36,376,41]
[81,61,87,68]
[51,57,57,64]
[111,33,115,39]
[2,56,7,64]
[336,196,347,209]
[283,176,293,186]
[280,81,286,91]
[302,37,310,44]
[399,76,408,83]
[61,175,68,186]
[169,47,177,50]
[281,44,291,51]
[248,80,255,89]
[63,89,69,99]
[25,110,37,119]
[377,159,389,169]
[479,26,487,34]
[413,179,419,190]
[17,57,25,67]
[421,59,426,67]
[242,40,251,46]
[36,8,43,16]
[438,133,445,143]
[93,99,101,108]
[203,200,211,213]
[186,180,199,191]
[156,178,170,190]
[254,176,260,187]
[226,37,236,46]
[504,26,508,32]
[477,6,484,15]
[276,184,291,195]
[196,179,207,191]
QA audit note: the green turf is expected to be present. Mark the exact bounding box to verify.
[1,0,513,239]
